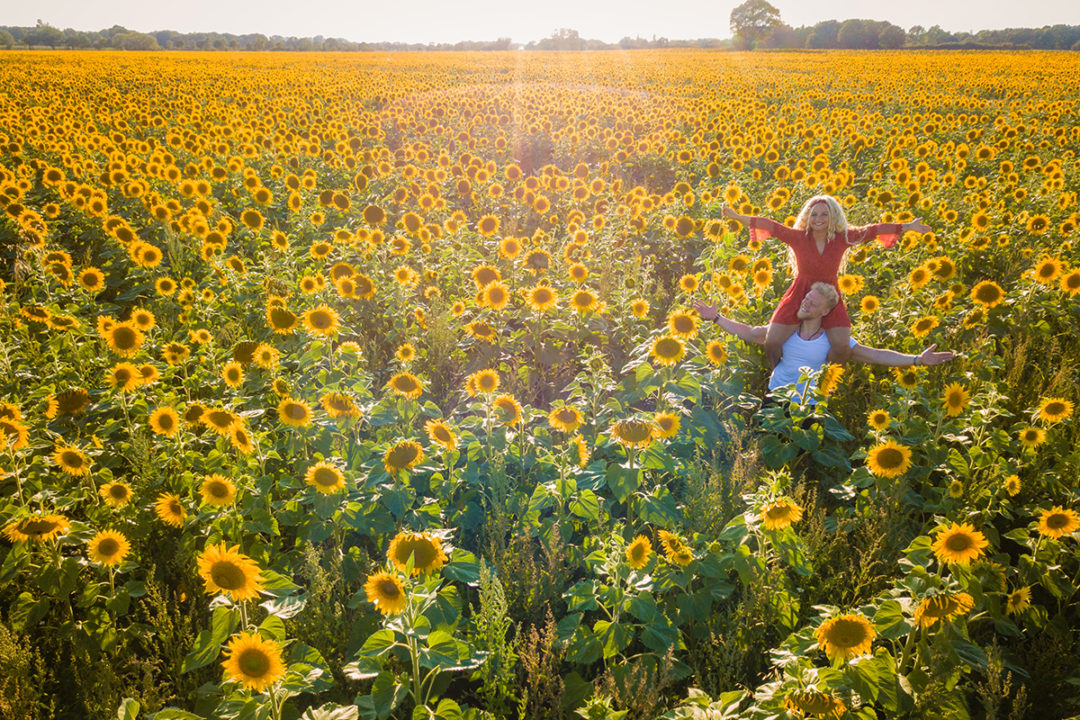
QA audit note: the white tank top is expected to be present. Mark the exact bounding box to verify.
[768,331,856,402]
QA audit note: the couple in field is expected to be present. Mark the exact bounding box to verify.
[694,196,954,401]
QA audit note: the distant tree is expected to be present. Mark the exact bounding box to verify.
[762,23,801,49]
[837,19,879,49]
[114,31,160,50]
[62,28,91,48]
[0,29,14,49]
[25,20,64,48]
[878,24,906,49]
[246,34,269,50]
[806,20,840,48]
[730,0,781,49]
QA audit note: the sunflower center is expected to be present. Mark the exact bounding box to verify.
[61,450,84,468]
[876,448,903,469]
[98,538,120,556]
[211,560,246,590]
[655,338,682,358]
[312,468,340,487]
[378,578,402,599]
[113,326,137,349]
[23,519,59,537]
[1046,513,1069,530]
[387,444,420,469]
[237,648,271,677]
[109,485,129,500]
[944,533,973,552]
[207,481,229,498]
[827,618,868,648]
[1044,401,1065,416]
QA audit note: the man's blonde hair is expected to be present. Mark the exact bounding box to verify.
[810,281,840,310]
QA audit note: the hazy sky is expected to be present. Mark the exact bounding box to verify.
[8,0,1080,44]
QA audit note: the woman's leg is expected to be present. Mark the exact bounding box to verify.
[825,325,853,364]
[764,323,798,368]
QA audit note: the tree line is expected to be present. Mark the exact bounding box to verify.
[2,17,1079,53]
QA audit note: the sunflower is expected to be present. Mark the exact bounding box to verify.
[252,343,280,369]
[465,321,497,342]
[815,614,875,661]
[1018,426,1046,449]
[221,632,286,693]
[970,280,1005,308]
[99,481,133,508]
[54,446,90,476]
[1005,586,1031,615]
[154,493,187,527]
[1038,397,1073,424]
[626,536,652,570]
[819,364,844,397]
[424,419,457,451]
[103,322,144,357]
[230,425,255,455]
[200,474,238,506]
[932,522,989,564]
[941,383,970,417]
[761,500,803,530]
[365,570,407,615]
[914,591,974,628]
[526,284,558,312]
[650,335,685,366]
[569,263,590,283]
[387,372,423,399]
[784,690,846,718]
[908,266,931,290]
[656,529,693,566]
[384,440,424,474]
[630,298,650,318]
[130,308,156,331]
[148,406,180,437]
[653,412,680,439]
[266,307,297,335]
[88,530,131,566]
[320,392,361,420]
[571,434,589,467]
[1003,474,1021,496]
[1060,269,1080,296]
[220,362,244,389]
[388,531,448,575]
[0,419,28,451]
[866,440,912,478]
[1036,507,1079,539]
[202,407,239,435]
[481,282,511,311]
[106,362,143,393]
[569,289,598,314]
[893,367,920,390]
[2,514,70,543]
[162,342,191,365]
[305,461,347,494]
[277,398,313,427]
[498,237,522,259]
[395,343,416,363]
[678,274,699,293]
[860,295,880,314]
[910,315,940,338]
[78,267,106,292]
[667,310,698,339]
[46,387,90,418]
[302,305,340,337]
[611,419,655,449]
[491,394,522,426]
[1033,256,1062,284]
[867,409,890,432]
[198,543,264,601]
[948,480,964,499]
[548,406,583,434]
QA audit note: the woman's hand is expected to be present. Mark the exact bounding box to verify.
[917,343,955,366]
[904,217,932,234]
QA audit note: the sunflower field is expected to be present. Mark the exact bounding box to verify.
[1,48,1079,719]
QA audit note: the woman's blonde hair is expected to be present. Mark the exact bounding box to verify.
[793,195,849,242]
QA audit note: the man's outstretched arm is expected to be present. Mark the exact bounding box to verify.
[850,342,955,367]
[694,300,767,345]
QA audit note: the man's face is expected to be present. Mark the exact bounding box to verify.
[796,289,830,319]
[808,202,830,231]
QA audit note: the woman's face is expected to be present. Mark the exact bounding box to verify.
[809,202,830,231]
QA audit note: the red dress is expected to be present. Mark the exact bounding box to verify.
[749,217,902,328]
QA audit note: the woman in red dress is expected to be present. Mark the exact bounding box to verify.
[722,195,931,367]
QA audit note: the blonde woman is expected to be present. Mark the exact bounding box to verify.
[722,196,930,366]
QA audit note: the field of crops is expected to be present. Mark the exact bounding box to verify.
[1,48,1079,719]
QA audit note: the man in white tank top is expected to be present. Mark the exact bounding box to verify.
[694,283,955,402]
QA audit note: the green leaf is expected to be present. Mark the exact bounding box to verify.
[258,615,287,641]
[419,629,459,669]
[259,569,301,597]
[432,698,462,720]
[358,629,398,658]
[606,463,639,503]
[568,490,600,523]
[117,697,140,720]
[9,592,50,632]
[149,709,204,720]
[260,594,308,619]
[300,704,360,720]
[370,672,408,720]
[182,606,238,673]
[594,619,633,659]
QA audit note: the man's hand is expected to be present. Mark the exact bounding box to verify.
[693,299,719,321]
[918,343,955,366]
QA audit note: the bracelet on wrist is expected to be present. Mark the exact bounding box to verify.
[912,355,920,366]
